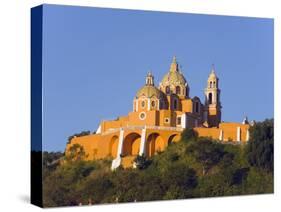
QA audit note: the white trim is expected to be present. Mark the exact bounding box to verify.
[136,99,138,112]
[236,126,241,142]
[117,128,124,157]
[147,98,151,110]
[111,128,125,170]
[157,99,160,110]
[96,124,101,134]
[181,113,186,128]
[139,127,147,156]
[246,129,250,142]
[219,129,224,141]
[111,157,121,170]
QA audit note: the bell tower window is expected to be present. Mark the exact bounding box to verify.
[166,86,170,94]
[174,99,178,110]
[195,102,199,113]
[176,86,181,95]
[208,93,213,104]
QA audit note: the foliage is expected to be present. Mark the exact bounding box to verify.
[133,155,151,170]
[65,144,88,162]
[246,119,274,172]
[186,138,225,175]
[181,128,198,141]
[42,119,274,207]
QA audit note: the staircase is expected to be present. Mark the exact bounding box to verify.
[121,156,136,168]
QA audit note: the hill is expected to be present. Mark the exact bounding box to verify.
[41,119,273,207]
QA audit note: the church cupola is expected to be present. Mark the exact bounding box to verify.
[134,71,168,112]
[159,56,189,98]
[203,65,222,127]
[145,71,154,86]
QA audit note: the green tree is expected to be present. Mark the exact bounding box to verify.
[246,119,274,172]
[133,155,151,170]
[181,128,198,141]
[186,139,225,175]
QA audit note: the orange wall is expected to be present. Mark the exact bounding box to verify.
[194,122,249,143]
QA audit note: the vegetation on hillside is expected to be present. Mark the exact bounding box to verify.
[41,119,274,207]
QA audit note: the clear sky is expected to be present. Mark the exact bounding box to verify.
[41,4,274,152]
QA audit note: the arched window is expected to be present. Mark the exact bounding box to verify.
[208,93,213,104]
[195,101,199,113]
[151,100,156,108]
[174,99,177,110]
[210,81,213,88]
[176,86,181,95]
[165,86,170,94]
[159,100,163,109]
[213,81,216,88]
[141,100,146,108]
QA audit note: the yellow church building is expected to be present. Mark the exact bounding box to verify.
[66,57,250,169]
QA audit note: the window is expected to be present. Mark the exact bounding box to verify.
[210,81,213,88]
[139,112,146,120]
[159,101,163,109]
[164,118,170,123]
[177,117,181,125]
[166,86,170,94]
[176,86,181,95]
[174,99,177,110]
[195,102,199,113]
[141,100,146,108]
[213,81,216,88]
[151,100,156,108]
[208,93,212,104]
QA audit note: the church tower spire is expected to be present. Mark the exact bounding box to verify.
[203,65,222,127]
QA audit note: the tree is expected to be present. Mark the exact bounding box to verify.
[133,155,151,169]
[186,139,225,175]
[161,163,197,199]
[246,119,274,172]
[66,144,87,162]
[181,128,198,141]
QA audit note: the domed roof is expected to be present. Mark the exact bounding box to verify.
[161,56,187,86]
[136,72,166,99]
[136,85,164,99]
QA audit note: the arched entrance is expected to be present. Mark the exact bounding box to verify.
[168,134,181,145]
[109,135,119,158]
[123,133,141,156]
[146,133,165,157]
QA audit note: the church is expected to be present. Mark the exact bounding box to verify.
[66,56,250,169]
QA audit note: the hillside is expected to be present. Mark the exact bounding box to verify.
[41,119,273,207]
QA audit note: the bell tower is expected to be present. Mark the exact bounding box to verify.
[203,65,222,127]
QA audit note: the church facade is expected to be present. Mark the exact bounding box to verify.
[66,57,250,169]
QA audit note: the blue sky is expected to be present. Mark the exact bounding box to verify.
[41,4,273,152]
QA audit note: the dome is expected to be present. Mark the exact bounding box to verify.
[136,72,166,99]
[161,56,187,86]
[161,70,187,85]
[136,85,165,99]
